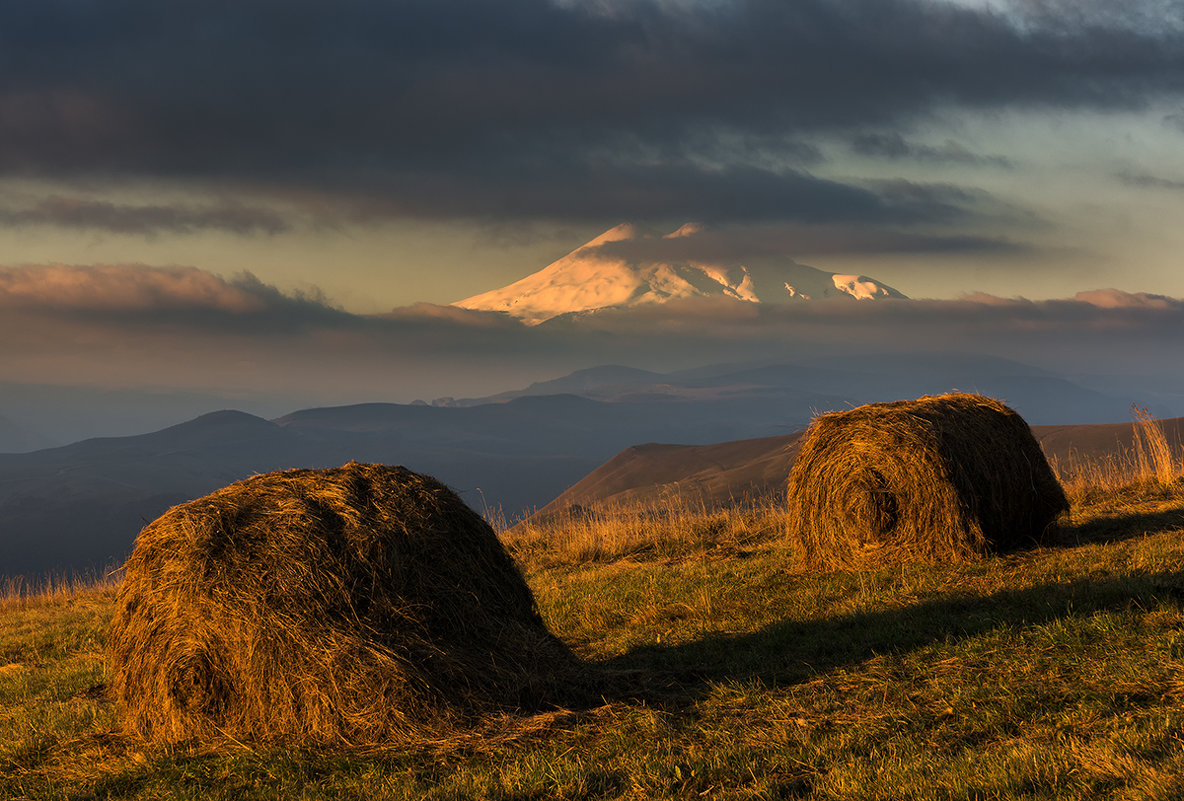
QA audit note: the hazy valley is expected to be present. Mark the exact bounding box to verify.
[2,351,1179,583]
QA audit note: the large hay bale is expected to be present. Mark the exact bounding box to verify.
[108,462,582,747]
[786,393,1068,570]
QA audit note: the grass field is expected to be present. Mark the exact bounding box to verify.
[4,436,1184,799]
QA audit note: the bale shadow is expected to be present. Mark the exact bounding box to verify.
[595,569,1184,707]
[1055,506,1184,546]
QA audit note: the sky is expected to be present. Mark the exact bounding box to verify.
[2,0,1184,421]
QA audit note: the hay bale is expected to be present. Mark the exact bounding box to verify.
[786,393,1068,570]
[108,462,583,747]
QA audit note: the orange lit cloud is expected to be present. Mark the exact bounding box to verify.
[0,264,275,313]
[1073,289,1178,310]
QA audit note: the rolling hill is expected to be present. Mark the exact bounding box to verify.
[533,416,1184,518]
[0,354,1168,582]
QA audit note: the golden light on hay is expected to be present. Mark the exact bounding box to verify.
[786,393,1069,571]
[108,462,584,748]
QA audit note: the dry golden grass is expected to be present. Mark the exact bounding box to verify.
[1053,407,1184,504]
[5,443,1184,798]
[1132,404,1179,487]
[0,571,122,615]
[502,494,790,571]
[509,407,1183,578]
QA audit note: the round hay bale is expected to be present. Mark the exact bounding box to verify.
[786,393,1068,570]
[108,462,583,747]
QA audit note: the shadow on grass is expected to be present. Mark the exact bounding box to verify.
[68,771,154,801]
[598,568,1184,705]
[1056,506,1184,546]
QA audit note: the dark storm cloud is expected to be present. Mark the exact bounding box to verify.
[0,197,290,236]
[588,223,1030,263]
[850,133,1013,167]
[0,0,1181,222]
[339,163,988,224]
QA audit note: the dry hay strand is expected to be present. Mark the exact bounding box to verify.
[786,393,1068,571]
[108,462,587,748]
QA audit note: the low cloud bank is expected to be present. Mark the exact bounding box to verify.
[0,263,1178,403]
[0,263,345,326]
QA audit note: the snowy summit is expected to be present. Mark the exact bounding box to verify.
[453,223,906,324]
[452,221,904,321]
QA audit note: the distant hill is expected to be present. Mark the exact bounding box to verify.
[533,433,807,517]
[0,391,837,582]
[0,411,317,581]
[0,380,298,446]
[0,353,1171,582]
[0,412,55,453]
[446,353,1145,424]
[533,417,1184,518]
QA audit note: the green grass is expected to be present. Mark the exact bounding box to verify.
[6,482,1184,799]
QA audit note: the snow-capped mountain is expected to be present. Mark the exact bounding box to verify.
[453,223,907,324]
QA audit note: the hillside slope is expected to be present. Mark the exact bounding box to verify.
[0,355,1168,581]
[0,391,835,581]
[534,417,1184,516]
[6,478,1184,799]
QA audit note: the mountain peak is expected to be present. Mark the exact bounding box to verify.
[453,223,906,324]
[586,222,640,246]
[664,222,705,239]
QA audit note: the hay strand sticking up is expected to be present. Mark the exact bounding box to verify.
[108,462,584,748]
[786,393,1068,571]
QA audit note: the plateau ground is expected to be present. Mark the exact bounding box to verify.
[4,454,1184,799]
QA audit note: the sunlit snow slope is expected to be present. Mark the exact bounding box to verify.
[453,223,907,324]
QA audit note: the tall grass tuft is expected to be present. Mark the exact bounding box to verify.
[0,569,121,614]
[1052,406,1183,502]
[1131,404,1178,487]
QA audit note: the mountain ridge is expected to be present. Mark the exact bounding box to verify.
[454,223,906,323]
[0,355,1164,583]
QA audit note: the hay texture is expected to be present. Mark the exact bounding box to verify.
[786,393,1068,570]
[108,462,582,747]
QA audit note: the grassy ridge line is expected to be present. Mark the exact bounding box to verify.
[5,478,1184,798]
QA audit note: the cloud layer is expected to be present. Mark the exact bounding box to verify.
[0,262,1179,401]
[0,197,289,236]
[587,221,1030,263]
[0,263,347,332]
[1,0,1181,226]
